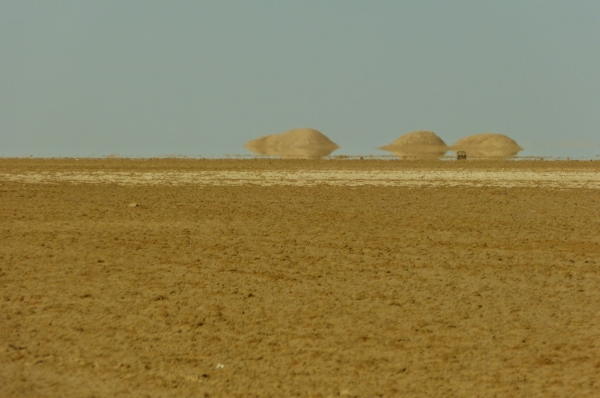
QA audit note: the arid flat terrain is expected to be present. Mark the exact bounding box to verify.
[1,158,599,397]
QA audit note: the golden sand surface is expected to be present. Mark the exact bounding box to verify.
[1,158,599,397]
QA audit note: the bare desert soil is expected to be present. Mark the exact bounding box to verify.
[1,158,599,397]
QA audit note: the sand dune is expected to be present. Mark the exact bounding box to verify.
[451,133,523,158]
[379,131,449,158]
[244,128,339,158]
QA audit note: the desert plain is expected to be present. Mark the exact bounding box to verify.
[1,157,599,397]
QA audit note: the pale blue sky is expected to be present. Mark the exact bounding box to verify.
[2,1,599,158]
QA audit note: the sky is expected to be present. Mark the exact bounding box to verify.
[1,1,600,158]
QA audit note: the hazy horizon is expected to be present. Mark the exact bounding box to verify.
[2,1,600,159]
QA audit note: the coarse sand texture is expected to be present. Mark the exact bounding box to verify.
[244,128,339,158]
[379,131,449,158]
[1,159,600,397]
[451,133,523,158]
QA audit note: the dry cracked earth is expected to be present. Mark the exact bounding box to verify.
[1,158,599,397]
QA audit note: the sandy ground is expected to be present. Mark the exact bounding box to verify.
[1,158,599,397]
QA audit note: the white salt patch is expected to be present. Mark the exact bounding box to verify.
[0,170,598,189]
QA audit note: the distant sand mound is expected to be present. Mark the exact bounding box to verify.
[451,133,523,158]
[245,128,339,159]
[379,131,449,158]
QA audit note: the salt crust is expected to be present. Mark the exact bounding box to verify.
[1,170,598,189]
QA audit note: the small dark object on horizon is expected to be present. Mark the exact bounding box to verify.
[457,151,467,160]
